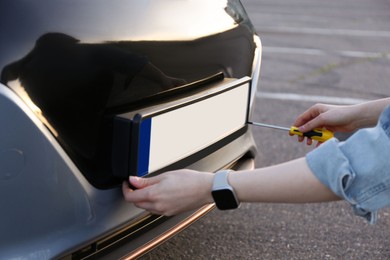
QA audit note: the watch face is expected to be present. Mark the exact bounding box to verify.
[212,188,239,210]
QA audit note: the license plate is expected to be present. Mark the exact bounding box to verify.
[113,76,251,177]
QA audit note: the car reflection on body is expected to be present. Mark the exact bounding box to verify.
[0,0,262,259]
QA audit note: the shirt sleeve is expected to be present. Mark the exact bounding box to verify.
[306,105,390,224]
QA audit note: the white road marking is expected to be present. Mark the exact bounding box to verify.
[257,26,390,38]
[263,46,389,59]
[256,26,382,105]
[257,91,370,105]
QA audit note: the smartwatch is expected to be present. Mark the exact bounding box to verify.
[211,170,240,210]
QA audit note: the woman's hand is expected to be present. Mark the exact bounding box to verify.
[292,99,390,145]
[295,103,363,133]
[292,103,360,145]
[122,170,214,216]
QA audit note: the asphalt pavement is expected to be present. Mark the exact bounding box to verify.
[141,0,390,259]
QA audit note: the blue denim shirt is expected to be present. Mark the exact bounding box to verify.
[306,105,390,224]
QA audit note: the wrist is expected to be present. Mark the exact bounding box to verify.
[354,98,390,128]
[211,170,240,210]
[200,172,215,204]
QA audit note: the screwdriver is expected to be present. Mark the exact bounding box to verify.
[248,121,334,142]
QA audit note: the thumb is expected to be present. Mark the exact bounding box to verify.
[129,175,160,189]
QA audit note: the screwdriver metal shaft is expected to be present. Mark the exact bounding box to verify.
[247,121,334,142]
[248,122,290,131]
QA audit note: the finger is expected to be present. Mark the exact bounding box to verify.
[294,108,319,127]
[122,181,144,202]
[293,104,325,128]
[290,133,304,142]
[122,180,134,193]
[129,175,161,189]
[122,184,155,203]
[306,138,313,146]
[298,114,325,133]
[122,181,136,199]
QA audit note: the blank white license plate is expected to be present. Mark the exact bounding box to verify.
[118,77,251,177]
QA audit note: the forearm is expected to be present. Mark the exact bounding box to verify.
[228,157,340,203]
[123,157,340,216]
[351,97,390,128]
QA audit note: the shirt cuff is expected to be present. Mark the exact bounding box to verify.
[306,122,390,224]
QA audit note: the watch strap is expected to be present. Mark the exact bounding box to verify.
[212,169,232,190]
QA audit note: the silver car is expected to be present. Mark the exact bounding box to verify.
[0,0,262,258]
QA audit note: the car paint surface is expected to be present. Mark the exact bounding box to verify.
[0,0,261,258]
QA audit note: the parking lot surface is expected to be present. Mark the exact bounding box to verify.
[142,1,390,259]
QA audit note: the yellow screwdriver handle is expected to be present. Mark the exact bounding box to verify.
[289,126,334,142]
